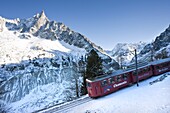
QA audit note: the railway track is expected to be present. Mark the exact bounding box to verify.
[34,96,92,113]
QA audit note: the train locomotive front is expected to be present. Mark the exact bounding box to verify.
[86,70,132,98]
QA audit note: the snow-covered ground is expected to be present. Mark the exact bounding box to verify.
[68,72,170,113]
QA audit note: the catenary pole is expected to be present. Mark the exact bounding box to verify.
[135,49,139,87]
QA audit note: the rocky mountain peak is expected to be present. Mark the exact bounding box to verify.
[40,10,46,18]
[30,10,49,33]
[34,10,48,20]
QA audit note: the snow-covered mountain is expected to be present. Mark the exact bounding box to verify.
[1,11,106,53]
[107,24,170,67]
[137,25,170,62]
[0,11,118,68]
[107,42,147,67]
[0,11,118,112]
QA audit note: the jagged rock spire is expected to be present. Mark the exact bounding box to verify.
[35,10,48,28]
[39,10,47,20]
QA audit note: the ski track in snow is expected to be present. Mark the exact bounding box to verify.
[67,72,170,113]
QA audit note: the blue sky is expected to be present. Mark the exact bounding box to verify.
[0,0,170,50]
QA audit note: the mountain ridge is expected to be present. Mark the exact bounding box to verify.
[106,42,147,67]
[0,11,118,69]
[137,25,170,61]
[1,11,105,53]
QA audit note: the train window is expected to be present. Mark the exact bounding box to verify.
[117,75,122,82]
[148,67,150,71]
[101,80,108,87]
[143,69,145,73]
[123,74,128,80]
[162,64,165,67]
[115,76,117,82]
[143,68,147,73]
[138,70,142,75]
[109,78,115,84]
[133,71,137,76]
[161,63,168,68]
[87,82,91,87]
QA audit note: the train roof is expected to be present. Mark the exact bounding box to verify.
[87,64,151,82]
[88,61,153,81]
[150,57,170,65]
[87,70,128,82]
[87,57,170,82]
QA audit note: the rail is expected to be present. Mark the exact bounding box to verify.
[33,96,92,113]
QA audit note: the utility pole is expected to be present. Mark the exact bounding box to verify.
[122,49,139,87]
[135,49,139,87]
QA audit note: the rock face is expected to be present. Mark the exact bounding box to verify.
[0,57,79,103]
[138,25,170,61]
[0,11,118,111]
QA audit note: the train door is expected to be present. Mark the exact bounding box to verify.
[128,71,134,85]
[94,82,102,96]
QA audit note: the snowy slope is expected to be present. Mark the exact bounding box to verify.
[69,72,170,113]
[0,30,84,65]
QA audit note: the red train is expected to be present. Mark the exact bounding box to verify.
[86,58,170,98]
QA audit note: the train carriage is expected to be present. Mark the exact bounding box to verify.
[151,58,170,75]
[131,65,153,83]
[86,70,132,98]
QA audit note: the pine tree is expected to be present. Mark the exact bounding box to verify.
[81,49,103,96]
[86,49,103,79]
